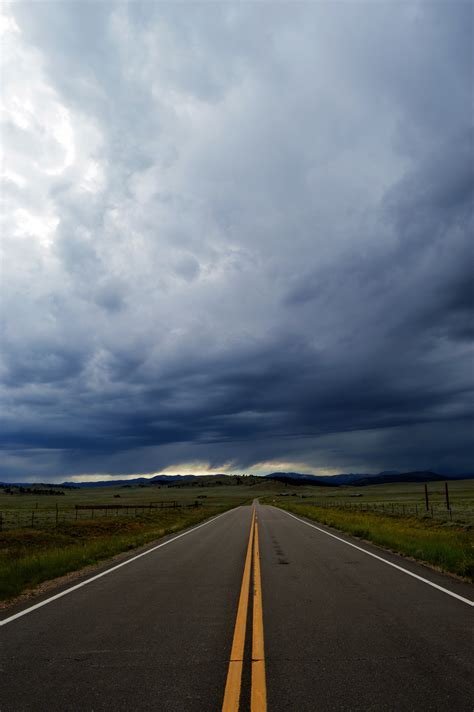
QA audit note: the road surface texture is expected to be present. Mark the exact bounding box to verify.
[1,503,473,711]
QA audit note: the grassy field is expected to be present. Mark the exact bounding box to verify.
[265,478,474,524]
[0,477,282,602]
[0,506,229,601]
[0,477,256,525]
[267,497,474,580]
[0,481,249,602]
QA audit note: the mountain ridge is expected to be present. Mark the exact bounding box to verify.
[1,470,473,488]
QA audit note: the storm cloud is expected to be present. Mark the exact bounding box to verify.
[1,1,472,481]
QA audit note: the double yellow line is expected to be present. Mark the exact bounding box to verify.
[222,507,267,712]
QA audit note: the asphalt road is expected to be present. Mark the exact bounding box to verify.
[1,503,473,711]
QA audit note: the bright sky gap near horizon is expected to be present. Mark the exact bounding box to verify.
[0,2,472,483]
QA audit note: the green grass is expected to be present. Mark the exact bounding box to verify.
[0,504,237,601]
[269,501,474,580]
[265,478,474,525]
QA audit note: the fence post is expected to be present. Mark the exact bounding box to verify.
[445,482,450,510]
[424,484,429,511]
[55,502,59,525]
[0,512,2,531]
[75,506,78,520]
[31,510,35,527]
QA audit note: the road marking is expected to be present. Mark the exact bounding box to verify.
[222,508,255,712]
[251,517,267,712]
[0,508,238,627]
[278,508,474,607]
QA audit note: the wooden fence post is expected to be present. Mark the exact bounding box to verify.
[445,482,450,510]
[424,484,429,511]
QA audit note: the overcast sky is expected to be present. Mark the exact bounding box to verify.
[1,1,472,482]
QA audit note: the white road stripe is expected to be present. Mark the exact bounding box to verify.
[0,507,239,627]
[278,508,474,607]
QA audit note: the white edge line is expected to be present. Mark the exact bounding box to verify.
[0,507,239,627]
[278,508,474,607]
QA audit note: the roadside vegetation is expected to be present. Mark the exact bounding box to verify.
[0,476,275,602]
[0,505,239,601]
[0,475,268,602]
[269,501,474,580]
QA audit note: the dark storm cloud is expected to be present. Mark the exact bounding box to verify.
[1,2,473,480]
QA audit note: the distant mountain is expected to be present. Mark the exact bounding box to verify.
[264,473,338,487]
[59,474,200,488]
[264,470,474,486]
[1,470,472,489]
[1,474,236,488]
[353,471,444,486]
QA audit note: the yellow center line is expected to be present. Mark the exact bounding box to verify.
[222,507,256,712]
[251,517,267,712]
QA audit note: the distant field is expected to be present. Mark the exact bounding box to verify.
[0,477,277,530]
[266,478,474,525]
[3,477,472,527]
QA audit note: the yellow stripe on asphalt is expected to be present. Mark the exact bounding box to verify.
[251,517,267,712]
[222,508,256,712]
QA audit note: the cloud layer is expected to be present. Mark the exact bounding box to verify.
[1,2,473,480]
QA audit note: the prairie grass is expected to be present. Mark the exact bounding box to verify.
[273,502,474,580]
[0,505,234,601]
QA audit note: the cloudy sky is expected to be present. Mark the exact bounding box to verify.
[1,1,472,482]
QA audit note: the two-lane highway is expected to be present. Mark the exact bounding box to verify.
[1,503,473,711]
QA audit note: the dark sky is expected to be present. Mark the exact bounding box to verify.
[1,2,473,481]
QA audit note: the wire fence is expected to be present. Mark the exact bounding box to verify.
[297,499,473,524]
[0,500,205,532]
